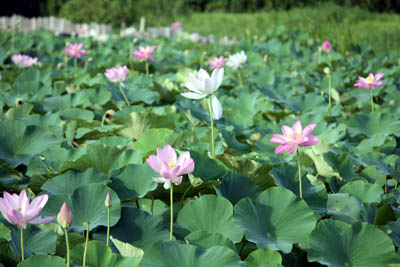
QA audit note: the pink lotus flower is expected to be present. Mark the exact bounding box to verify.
[133,45,156,63]
[11,54,39,67]
[270,120,319,154]
[208,56,226,70]
[64,43,86,58]
[322,41,332,52]
[0,190,55,229]
[146,144,194,189]
[76,29,87,36]
[104,65,129,83]
[354,73,385,90]
[171,22,182,29]
[57,202,72,229]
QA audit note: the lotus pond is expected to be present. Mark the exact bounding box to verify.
[0,28,399,267]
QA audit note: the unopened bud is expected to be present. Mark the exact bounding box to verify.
[323,67,330,75]
[263,54,268,63]
[105,192,112,208]
[57,202,72,228]
[104,110,115,121]
[16,98,24,106]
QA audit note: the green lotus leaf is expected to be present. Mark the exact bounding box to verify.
[10,224,57,257]
[327,193,362,224]
[269,163,328,214]
[41,168,109,195]
[177,195,244,243]
[185,230,236,251]
[0,119,62,167]
[245,248,283,267]
[307,220,398,266]
[132,128,176,158]
[109,164,158,201]
[111,236,144,259]
[140,241,242,267]
[388,219,400,247]
[5,103,33,120]
[189,147,229,182]
[59,144,125,174]
[233,187,318,253]
[215,171,262,205]
[346,110,400,137]
[0,222,11,241]
[323,152,357,181]
[58,108,94,122]
[109,207,170,250]
[18,255,65,267]
[374,203,396,225]
[69,184,121,231]
[338,180,383,204]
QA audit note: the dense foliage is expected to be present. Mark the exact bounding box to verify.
[0,26,399,266]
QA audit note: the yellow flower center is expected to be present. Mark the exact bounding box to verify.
[168,163,176,168]
[295,132,302,141]
[366,76,373,83]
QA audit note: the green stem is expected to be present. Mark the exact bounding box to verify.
[170,183,174,241]
[129,46,134,71]
[64,227,70,267]
[369,89,374,112]
[328,74,332,114]
[101,114,106,127]
[237,69,244,87]
[208,96,215,159]
[150,197,154,215]
[296,150,303,199]
[145,61,149,76]
[119,84,130,106]
[106,207,110,247]
[83,223,89,267]
[74,58,77,68]
[180,185,192,209]
[20,228,24,261]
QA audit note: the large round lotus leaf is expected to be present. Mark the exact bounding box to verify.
[388,220,400,247]
[327,193,361,224]
[185,230,236,251]
[70,240,126,267]
[41,168,109,195]
[338,180,383,204]
[233,187,318,253]
[215,171,261,205]
[189,147,229,182]
[69,184,121,231]
[245,248,282,267]
[0,119,61,167]
[177,195,244,243]
[307,219,398,266]
[109,207,170,250]
[269,163,328,214]
[140,241,242,267]
[10,224,57,257]
[18,255,65,267]
[109,164,158,201]
[59,144,125,174]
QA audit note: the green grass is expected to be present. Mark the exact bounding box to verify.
[176,2,400,53]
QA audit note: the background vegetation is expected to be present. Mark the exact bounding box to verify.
[38,0,400,53]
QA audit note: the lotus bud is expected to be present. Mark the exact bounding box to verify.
[104,109,115,121]
[57,202,72,229]
[263,54,268,64]
[105,192,112,208]
[250,132,261,143]
[323,67,330,75]
[16,98,24,106]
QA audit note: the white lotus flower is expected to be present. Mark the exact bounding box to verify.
[226,51,247,70]
[181,68,224,120]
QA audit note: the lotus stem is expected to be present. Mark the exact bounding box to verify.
[83,222,89,267]
[118,84,130,106]
[129,46,134,71]
[101,114,106,127]
[328,73,332,114]
[370,90,374,112]
[145,61,149,76]
[20,228,24,261]
[170,183,174,241]
[150,197,154,215]
[208,95,215,159]
[237,69,244,87]
[106,206,110,247]
[74,58,77,68]
[180,185,192,209]
[297,150,303,199]
[64,227,70,267]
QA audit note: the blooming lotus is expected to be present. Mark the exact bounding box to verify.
[133,45,156,62]
[322,41,332,52]
[226,51,247,70]
[181,68,224,120]
[171,22,182,29]
[0,189,55,229]
[57,202,72,229]
[11,54,39,67]
[64,43,86,58]
[146,144,194,189]
[208,56,226,70]
[354,73,385,91]
[270,120,318,154]
[104,65,128,83]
